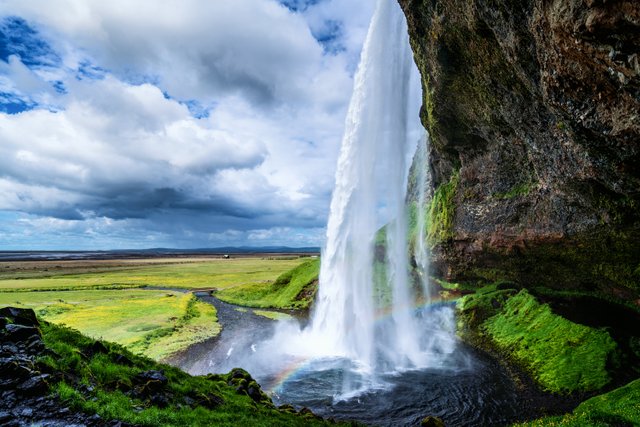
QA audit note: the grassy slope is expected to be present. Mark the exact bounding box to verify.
[0,289,220,361]
[458,287,617,393]
[215,258,320,310]
[515,378,640,427]
[40,322,333,427]
[0,258,304,292]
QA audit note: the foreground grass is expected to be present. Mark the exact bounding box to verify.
[458,287,617,393]
[215,258,320,310]
[0,258,306,292]
[514,378,640,426]
[40,322,332,426]
[0,289,220,361]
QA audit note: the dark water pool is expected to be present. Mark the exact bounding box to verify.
[267,350,525,426]
[173,294,570,427]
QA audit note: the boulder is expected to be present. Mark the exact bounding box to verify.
[4,324,40,343]
[421,416,445,427]
[17,374,50,397]
[0,307,39,327]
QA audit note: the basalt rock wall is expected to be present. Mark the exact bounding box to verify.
[399,0,640,298]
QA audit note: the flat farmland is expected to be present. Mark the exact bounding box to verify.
[0,256,307,291]
[0,256,311,360]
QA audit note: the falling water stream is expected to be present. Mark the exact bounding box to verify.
[305,0,449,380]
[178,0,544,424]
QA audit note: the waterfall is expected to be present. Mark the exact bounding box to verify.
[240,0,457,400]
[308,0,427,374]
[414,136,432,305]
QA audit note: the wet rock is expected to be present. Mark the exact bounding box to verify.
[421,416,445,427]
[4,324,40,342]
[0,358,34,384]
[278,404,296,413]
[0,307,39,326]
[17,374,50,396]
[134,369,168,394]
[149,393,170,408]
[0,307,118,426]
[111,353,133,366]
[399,0,640,296]
[19,407,33,417]
[83,340,109,358]
[0,343,20,356]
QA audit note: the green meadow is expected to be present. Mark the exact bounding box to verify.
[0,257,314,361]
[0,257,306,291]
[215,258,320,309]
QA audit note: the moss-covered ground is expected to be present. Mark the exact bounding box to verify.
[514,378,640,427]
[215,258,320,310]
[458,286,618,393]
[39,322,335,427]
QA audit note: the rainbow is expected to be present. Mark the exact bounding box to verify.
[267,356,313,393]
[266,298,455,393]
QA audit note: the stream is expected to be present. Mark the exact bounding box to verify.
[172,292,568,426]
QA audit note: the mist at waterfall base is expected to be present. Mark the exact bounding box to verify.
[182,0,526,425]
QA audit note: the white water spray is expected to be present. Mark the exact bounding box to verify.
[197,0,460,400]
[414,136,432,304]
[307,0,447,377]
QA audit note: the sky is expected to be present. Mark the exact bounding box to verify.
[0,0,378,250]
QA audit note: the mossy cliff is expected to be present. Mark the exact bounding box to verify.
[398,0,640,299]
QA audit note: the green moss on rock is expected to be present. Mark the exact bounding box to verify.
[426,171,459,246]
[458,288,618,394]
[484,290,616,393]
[514,378,640,426]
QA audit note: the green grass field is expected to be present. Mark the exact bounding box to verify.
[0,257,313,360]
[0,289,219,361]
[215,258,320,309]
[0,258,306,292]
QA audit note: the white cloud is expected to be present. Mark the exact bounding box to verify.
[0,0,380,248]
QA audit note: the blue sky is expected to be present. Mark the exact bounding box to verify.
[0,0,376,249]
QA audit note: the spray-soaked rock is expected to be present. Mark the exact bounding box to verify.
[398,0,640,297]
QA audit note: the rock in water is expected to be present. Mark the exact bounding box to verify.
[421,415,446,427]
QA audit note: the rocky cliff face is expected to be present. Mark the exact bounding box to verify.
[399,0,640,298]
